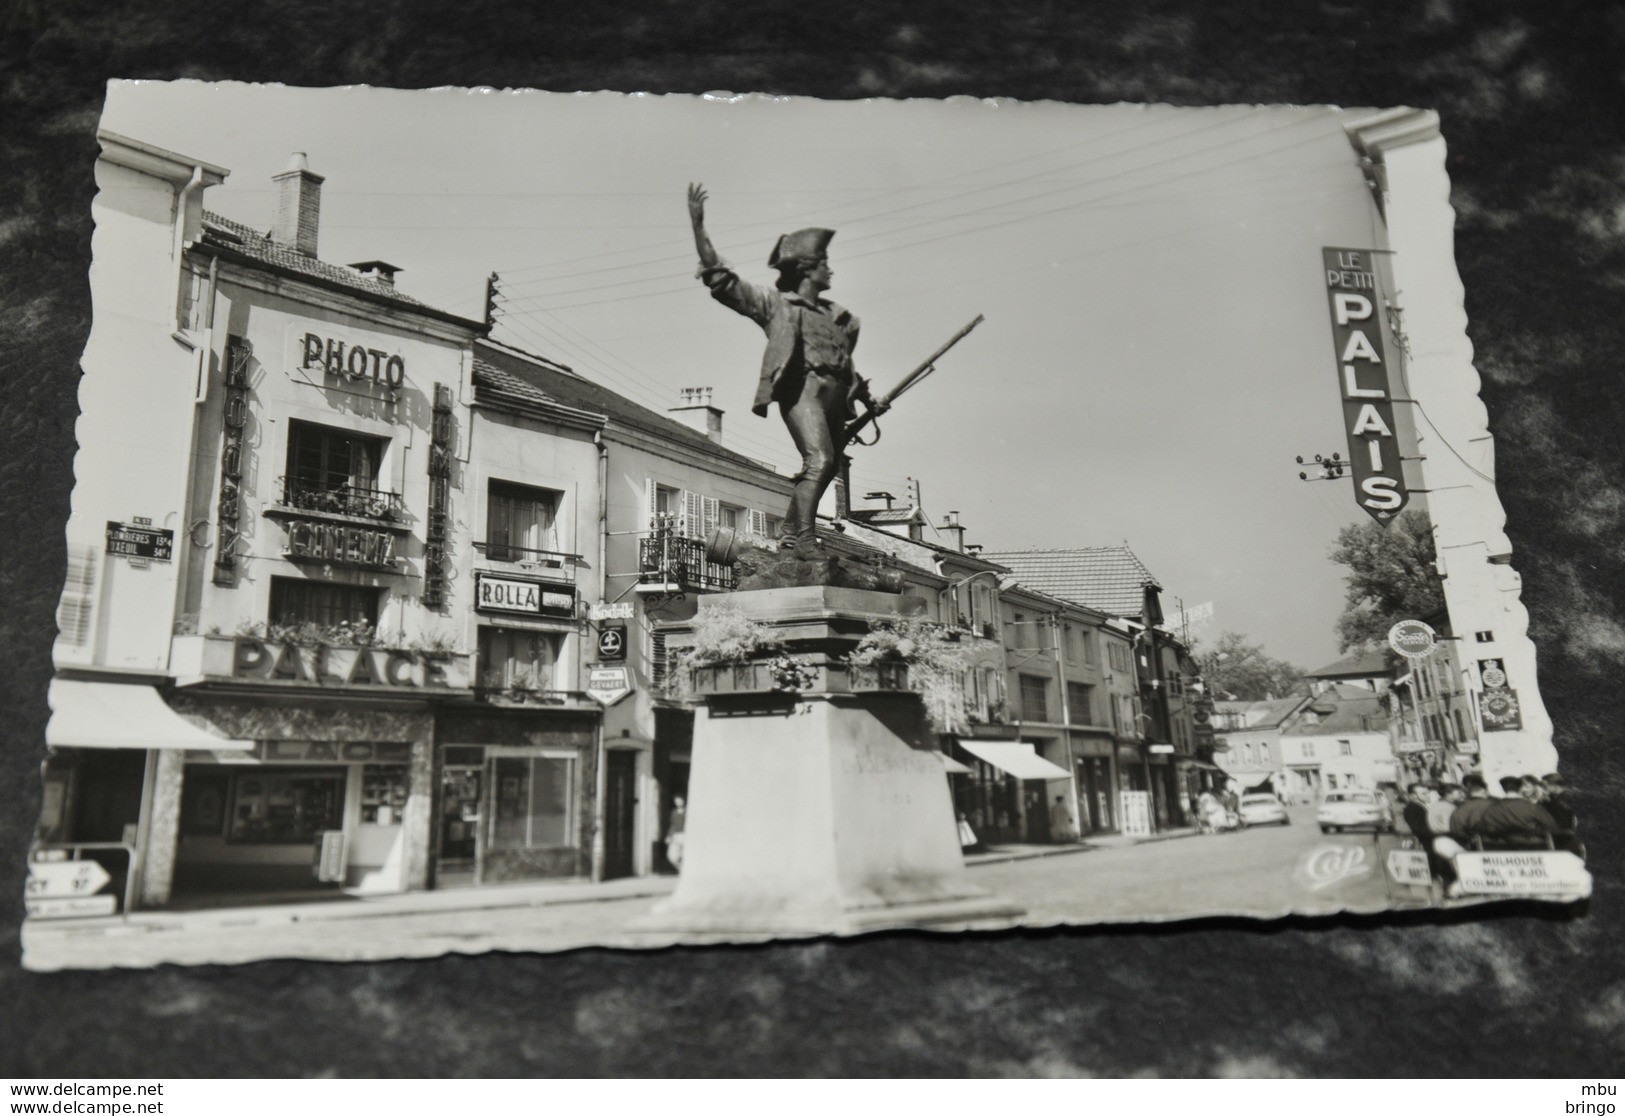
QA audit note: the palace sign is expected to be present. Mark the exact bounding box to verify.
[1323,248,1408,522]
[475,573,575,618]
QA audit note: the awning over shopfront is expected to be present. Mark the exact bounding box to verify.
[47,678,253,751]
[958,740,1070,781]
[936,752,973,775]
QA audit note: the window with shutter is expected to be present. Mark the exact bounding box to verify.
[683,491,703,538]
[650,631,668,689]
[748,509,768,541]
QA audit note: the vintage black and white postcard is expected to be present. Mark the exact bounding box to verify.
[23,82,1588,969]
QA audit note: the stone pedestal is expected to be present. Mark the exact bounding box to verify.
[644,587,1023,934]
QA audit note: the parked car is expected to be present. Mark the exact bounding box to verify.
[1317,790,1393,833]
[1238,793,1289,827]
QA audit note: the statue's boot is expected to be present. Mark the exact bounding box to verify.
[790,531,824,562]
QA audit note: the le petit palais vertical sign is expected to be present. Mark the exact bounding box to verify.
[1322,247,1409,522]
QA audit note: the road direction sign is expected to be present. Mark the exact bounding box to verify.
[26,895,118,920]
[1385,849,1431,887]
[25,859,111,899]
[586,666,632,706]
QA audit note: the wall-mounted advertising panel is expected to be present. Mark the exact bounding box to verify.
[1323,247,1408,522]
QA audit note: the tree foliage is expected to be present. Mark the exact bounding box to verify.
[1193,630,1307,702]
[1328,510,1446,653]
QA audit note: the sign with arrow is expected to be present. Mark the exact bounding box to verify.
[25,855,120,919]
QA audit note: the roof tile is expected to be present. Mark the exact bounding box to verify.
[978,546,1161,617]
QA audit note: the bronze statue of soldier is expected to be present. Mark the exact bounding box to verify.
[687,183,884,561]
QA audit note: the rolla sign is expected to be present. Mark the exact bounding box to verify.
[1323,248,1409,522]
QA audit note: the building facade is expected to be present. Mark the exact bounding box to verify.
[48,135,492,910]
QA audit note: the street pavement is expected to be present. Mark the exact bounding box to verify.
[22,806,1431,970]
[973,804,1426,925]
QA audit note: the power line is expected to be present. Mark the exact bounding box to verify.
[491,168,1350,314]
[492,111,1315,302]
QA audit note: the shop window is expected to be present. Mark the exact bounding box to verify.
[478,626,563,693]
[269,578,381,630]
[284,420,387,512]
[360,765,409,825]
[486,480,561,561]
[227,771,345,844]
[180,771,231,837]
[490,755,577,849]
[1019,674,1049,721]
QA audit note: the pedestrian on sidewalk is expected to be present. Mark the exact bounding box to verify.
[665,796,687,871]
[1050,795,1075,843]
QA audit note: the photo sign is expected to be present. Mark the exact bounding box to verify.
[1323,248,1409,521]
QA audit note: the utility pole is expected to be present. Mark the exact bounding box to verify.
[1049,612,1084,841]
[483,272,501,328]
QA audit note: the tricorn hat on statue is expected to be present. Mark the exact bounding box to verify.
[768,227,835,269]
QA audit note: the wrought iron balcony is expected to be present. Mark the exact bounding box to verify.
[274,475,404,521]
[473,540,582,571]
[638,529,736,593]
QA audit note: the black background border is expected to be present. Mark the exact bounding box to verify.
[2,0,1621,1077]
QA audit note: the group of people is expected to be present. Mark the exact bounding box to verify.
[1193,787,1244,834]
[1401,772,1582,897]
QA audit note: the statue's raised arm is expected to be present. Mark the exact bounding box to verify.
[688,183,720,270]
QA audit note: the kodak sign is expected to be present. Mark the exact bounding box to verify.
[1323,248,1408,522]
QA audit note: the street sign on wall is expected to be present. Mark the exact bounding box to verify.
[1323,248,1409,522]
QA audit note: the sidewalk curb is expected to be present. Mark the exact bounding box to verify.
[28,877,677,937]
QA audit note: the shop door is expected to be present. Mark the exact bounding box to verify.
[438,766,483,884]
[602,750,637,880]
[1023,783,1051,843]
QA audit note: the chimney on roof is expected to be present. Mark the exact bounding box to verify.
[271,151,324,258]
[668,387,723,443]
[350,260,402,288]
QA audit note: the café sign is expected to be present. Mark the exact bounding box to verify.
[476,573,574,618]
[1323,248,1409,522]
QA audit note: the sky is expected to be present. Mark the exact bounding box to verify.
[102,83,1404,668]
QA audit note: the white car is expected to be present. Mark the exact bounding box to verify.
[1317,790,1393,833]
[1238,793,1289,827]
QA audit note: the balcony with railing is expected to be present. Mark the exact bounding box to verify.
[473,540,583,579]
[267,475,406,525]
[638,526,736,594]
